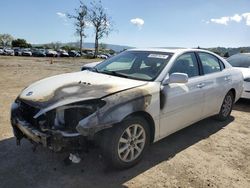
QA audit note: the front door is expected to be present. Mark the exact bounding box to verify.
[159,52,205,138]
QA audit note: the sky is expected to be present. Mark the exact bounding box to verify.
[0,0,250,48]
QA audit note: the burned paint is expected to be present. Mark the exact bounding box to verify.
[76,84,155,136]
[19,71,147,106]
[11,70,161,150]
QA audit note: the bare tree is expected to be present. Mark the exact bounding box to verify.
[68,1,88,55]
[0,34,14,47]
[88,0,113,57]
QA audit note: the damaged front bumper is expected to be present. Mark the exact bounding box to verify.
[11,101,87,151]
[12,118,82,148]
[14,119,49,147]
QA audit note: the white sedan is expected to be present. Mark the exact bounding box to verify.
[11,48,243,169]
[227,53,250,99]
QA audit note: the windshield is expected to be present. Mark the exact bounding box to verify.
[227,54,250,68]
[95,51,172,81]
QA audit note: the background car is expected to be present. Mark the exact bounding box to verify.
[4,48,14,56]
[58,49,69,57]
[13,48,22,56]
[32,49,46,57]
[46,49,58,57]
[97,54,108,59]
[227,53,250,99]
[68,50,81,57]
[0,48,4,55]
[21,49,32,56]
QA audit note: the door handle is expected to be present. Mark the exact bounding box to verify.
[197,83,205,88]
[224,76,231,81]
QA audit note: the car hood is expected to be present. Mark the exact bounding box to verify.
[234,67,250,78]
[19,71,147,108]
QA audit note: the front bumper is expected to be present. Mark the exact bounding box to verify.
[11,102,83,150]
[12,118,82,150]
[14,119,49,147]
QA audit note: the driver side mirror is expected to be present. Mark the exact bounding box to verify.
[162,73,188,85]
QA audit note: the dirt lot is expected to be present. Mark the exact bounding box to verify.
[0,56,249,188]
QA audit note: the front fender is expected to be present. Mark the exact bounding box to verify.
[76,87,152,136]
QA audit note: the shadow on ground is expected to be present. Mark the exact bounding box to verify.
[234,98,250,112]
[0,116,234,188]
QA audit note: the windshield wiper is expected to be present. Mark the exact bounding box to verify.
[99,70,128,78]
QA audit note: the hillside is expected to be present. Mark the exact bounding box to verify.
[33,42,133,52]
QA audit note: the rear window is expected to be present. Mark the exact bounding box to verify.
[227,54,250,68]
[198,52,222,74]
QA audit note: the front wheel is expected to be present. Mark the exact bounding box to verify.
[101,116,150,169]
[215,91,234,121]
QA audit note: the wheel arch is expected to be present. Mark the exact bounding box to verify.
[123,111,155,143]
[228,88,236,102]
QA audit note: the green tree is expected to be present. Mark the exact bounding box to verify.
[0,34,14,47]
[99,43,107,50]
[12,38,32,48]
[61,45,77,51]
[224,52,230,58]
[240,49,246,53]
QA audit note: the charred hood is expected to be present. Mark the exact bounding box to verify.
[18,71,147,108]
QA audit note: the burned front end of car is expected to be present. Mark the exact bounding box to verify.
[11,98,106,151]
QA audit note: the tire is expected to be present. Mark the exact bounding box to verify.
[100,116,150,169]
[215,91,234,121]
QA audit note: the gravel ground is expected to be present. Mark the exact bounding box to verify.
[0,56,249,188]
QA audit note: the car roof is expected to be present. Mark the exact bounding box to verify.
[230,53,250,56]
[127,48,211,54]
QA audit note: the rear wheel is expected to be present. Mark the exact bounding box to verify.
[215,91,234,121]
[101,116,150,169]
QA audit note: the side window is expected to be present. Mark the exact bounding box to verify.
[198,52,221,74]
[169,52,199,78]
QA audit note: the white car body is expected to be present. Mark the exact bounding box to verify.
[22,49,32,56]
[0,48,4,55]
[227,53,250,99]
[4,48,14,56]
[97,54,108,59]
[11,48,243,166]
[234,67,250,99]
[46,49,58,57]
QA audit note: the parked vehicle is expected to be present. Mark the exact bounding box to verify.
[227,53,250,99]
[58,50,69,57]
[81,61,101,71]
[13,48,22,56]
[22,49,32,56]
[0,48,4,55]
[32,49,46,57]
[11,49,243,169]
[68,50,81,57]
[46,49,58,57]
[103,53,112,58]
[85,51,95,58]
[4,48,14,56]
[97,54,108,59]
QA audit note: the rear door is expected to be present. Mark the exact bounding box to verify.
[196,52,232,117]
